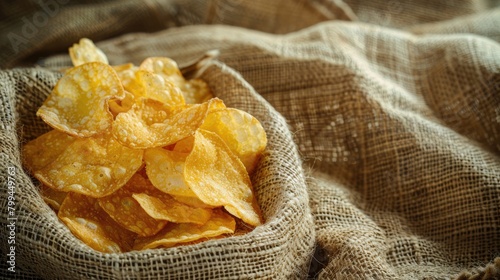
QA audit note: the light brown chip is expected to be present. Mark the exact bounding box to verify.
[22,129,76,172]
[184,129,263,226]
[58,192,136,253]
[69,38,109,66]
[132,192,212,225]
[98,173,168,237]
[35,132,143,198]
[112,98,225,149]
[201,108,267,174]
[133,208,235,250]
[36,62,124,137]
[144,148,195,197]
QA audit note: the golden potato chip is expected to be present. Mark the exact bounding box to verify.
[139,57,185,87]
[140,57,213,104]
[22,129,75,172]
[144,148,195,197]
[126,70,185,106]
[35,132,143,198]
[182,79,214,104]
[36,62,124,137]
[133,208,235,250]
[69,38,109,66]
[201,108,267,174]
[132,192,211,225]
[112,98,225,149]
[59,192,136,253]
[98,173,167,237]
[184,129,262,226]
[40,184,67,211]
[114,63,138,89]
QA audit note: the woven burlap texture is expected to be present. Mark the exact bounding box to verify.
[1,0,500,279]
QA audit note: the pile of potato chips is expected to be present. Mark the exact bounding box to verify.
[22,39,267,253]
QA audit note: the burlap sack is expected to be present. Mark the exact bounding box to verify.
[1,1,500,279]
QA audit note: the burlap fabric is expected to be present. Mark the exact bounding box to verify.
[1,1,499,279]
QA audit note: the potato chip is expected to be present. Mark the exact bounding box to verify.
[184,129,262,226]
[140,57,213,104]
[144,148,195,197]
[182,79,214,104]
[40,184,67,211]
[59,192,136,253]
[132,192,212,225]
[133,208,235,250]
[69,38,109,66]
[139,57,185,87]
[35,132,143,197]
[201,108,267,174]
[126,70,184,106]
[112,98,225,149]
[22,129,75,172]
[114,63,138,89]
[36,62,124,137]
[98,173,167,236]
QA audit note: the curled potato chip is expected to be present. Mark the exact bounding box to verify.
[59,192,136,253]
[126,70,185,106]
[36,62,124,137]
[98,173,167,237]
[40,184,67,211]
[133,208,235,250]
[184,129,262,226]
[144,148,195,197]
[22,129,75,172]
[35,132,143,198]
[69,38,109,66]
[201,108,267,174]
[113,98,225,149]
[132,192,212,225]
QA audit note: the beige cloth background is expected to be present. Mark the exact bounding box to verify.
[1,0,499,279]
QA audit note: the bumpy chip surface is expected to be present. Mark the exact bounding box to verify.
[69,38,109,66]
[126,70,185,106]
[35,132,143,197]
[133,208,235,250]
[184,129,262,226]
[140,57,214,104]
[36,62,124,137]
[144,148,195,197]
[98,173,167,237]
[201,108,267,174]
[132,192,212,225]
[22,129,76,172]
[59,192,136,253]
[113,98,225,149]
